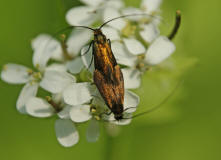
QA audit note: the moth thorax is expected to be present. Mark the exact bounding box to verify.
[94,29,106,44]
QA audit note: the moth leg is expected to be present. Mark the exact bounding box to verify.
[81,40,94,56]
[123,107,137,112]
[85,41,94,70]
[88,53,94,69]
[101,111,112,116]
[107,39,111,49]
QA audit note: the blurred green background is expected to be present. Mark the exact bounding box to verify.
[0,0,220,160]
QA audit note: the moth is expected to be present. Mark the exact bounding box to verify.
[93,28,125,120]
[57,11,181,120]
[79,16,133,120]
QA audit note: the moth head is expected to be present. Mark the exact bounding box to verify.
[94,29,106,43]
[114,113,123,121]
[112,104,124,121]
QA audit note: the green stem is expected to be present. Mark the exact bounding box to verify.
[104,134,114,160]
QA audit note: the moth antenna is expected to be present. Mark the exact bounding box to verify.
[43,25,94,51]
[71,25,95,31]
[129,80,183,119]
[168,10,181,40]
[53,25,94,37]
[99,13,159,29]
[39,24,95,64]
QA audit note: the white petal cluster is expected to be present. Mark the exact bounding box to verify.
[97,0,175,89]
[1,0,178,148]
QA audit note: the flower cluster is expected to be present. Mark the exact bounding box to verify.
[1,0,178,147]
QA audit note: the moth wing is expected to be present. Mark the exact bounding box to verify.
[94,69,115,109]
[113,65,124,106]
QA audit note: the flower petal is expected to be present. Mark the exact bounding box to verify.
[86,118,99,142]
[79,0,103,6]
[46,63,67,72]
[107,114,132,125]
[66,57,84,74]
[66,6,98,26]
[16,82,39,114]
[1,63,30,84]
[124,90,140,113]
[114,118,132,125]
[70,105,92,123]
[122,68,141,89]
[40,70,76,94]
[103,7,126,30]
[140,23,159,43]
[26,97,54,118]
[105,0,124,9]
[122,7,143,21]
[123,38,146,55]
[63,82,92,106]
[67,29,93,57]
[111,42,136,67]
[81,45,94,73]
[101,26,120,41]
[55,119,79,147]
[32,34,62,70]
[57,105,71,119]
[52,93,63,104]
[145,36,176,65]
[141,0,162,14]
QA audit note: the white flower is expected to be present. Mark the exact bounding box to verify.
[33,30,92,74]
[70,105,92,123]
[84,0,174,89]
[122,36,176,65]
[24,81,95,147]
[25,89,93,147]
[141,0,162,14]
[25,97,56,118]
[55,119,79,147]
[79,32,175,90]
[0,0,180,148]
[103,6,126,30]
[62,82,93,106]
[145,36,176,65]
[60,79,140,142]
[1,62,77,113]
[122,0,162,19]
[26,97,79,147]
[40,70,76,94]
[31,34,62,71]
[65,0,171,90]
[111,36,175,89]
[66,0,124,27]
[85,89,139,142]
[1,63,38,114]
[16,83,39,114]
[25,96,79,147]
[102,90,140,125]
[86,118,100,142]
[1,32,80,114]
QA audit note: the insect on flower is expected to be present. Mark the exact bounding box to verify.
[56,11,181,121]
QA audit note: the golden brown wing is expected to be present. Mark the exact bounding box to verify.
[94,69,116,109]
[93,65,124,110]
[112,65,124,106]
